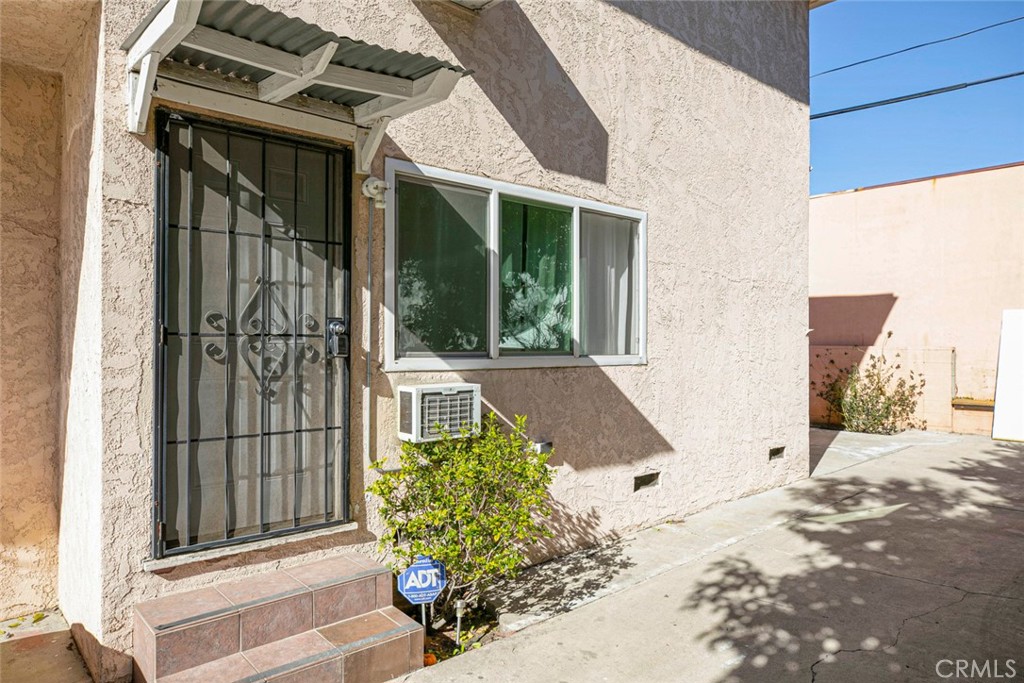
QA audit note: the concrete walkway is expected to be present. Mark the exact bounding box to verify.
[405,430,1024,683]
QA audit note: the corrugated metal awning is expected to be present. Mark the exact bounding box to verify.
[121,0,466,171]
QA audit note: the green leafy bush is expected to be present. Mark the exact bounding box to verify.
[368,413,554,616]
[815,334,926,434]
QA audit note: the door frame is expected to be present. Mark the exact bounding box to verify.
[151,109,354,559]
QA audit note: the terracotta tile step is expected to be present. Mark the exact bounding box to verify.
[135,554,396,681]
[157,607,423,683]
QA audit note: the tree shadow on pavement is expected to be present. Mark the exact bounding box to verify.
[485,502,635,623]
[683,441,1024,682]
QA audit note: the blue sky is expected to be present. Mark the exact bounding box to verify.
[810,1,1024,195]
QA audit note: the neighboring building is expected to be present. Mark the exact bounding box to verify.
[809,162,1024,434]
[0,1,810,680]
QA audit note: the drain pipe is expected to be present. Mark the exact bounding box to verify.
[361,177,388,465]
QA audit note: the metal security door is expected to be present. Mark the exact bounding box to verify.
[154,114,351,557]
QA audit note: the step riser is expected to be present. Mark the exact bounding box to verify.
[156,609,423,683]
[134,556,394,682]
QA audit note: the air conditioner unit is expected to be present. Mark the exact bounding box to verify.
[397,383,482,443]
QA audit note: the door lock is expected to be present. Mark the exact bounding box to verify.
[327,318,349,359]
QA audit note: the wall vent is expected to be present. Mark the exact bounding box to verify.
[769,446,786,461]
[633,472,660,492]
[397,383,481,443]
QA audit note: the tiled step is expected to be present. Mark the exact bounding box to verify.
[157,607,423,683]
[134,554,408,682]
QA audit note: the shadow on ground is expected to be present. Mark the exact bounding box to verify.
[684,440,1024,682]
[486,502,634,624]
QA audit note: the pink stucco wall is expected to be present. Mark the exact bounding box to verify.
[809,163,1024,432]
[0,62,63,618]
[4,2,810,679]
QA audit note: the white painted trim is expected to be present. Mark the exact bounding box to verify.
[382,158,649,373]
[158,62,356,124]
[352,68,461,125]
[386,355,647,372]
[258,41,338,103]
[126,0,202,71]
[571,205,581,358]
[181,25,302,76]
[383,174,398,374]
[354,116,391,175]
[127,52,159,134]
[180,25,418,101]
[487,188,500,360]
[154,77,358,141]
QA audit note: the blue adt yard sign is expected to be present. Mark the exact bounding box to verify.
[397,556,447,605]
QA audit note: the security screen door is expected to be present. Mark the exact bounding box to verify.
[155,114,351,557]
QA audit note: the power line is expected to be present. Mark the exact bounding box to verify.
[812,16,1024,78]
[811,69,1024,120]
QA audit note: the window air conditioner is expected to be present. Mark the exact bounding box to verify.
[397,383,482,443]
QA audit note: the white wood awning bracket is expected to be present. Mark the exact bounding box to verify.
[257,41,338,103]
[355,117,392,175]
[352,68,461,125]
[127,52,159,134]
[125,0,202,133]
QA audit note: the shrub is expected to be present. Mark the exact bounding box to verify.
[368,413,554,617]
[815,333,926,434]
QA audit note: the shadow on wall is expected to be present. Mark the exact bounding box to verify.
[682,441,1024,681]
[809,293,896,348]
[461,366,673,472]
[413,0,609,183]
[808,294,896,428]
[604,0,809,104]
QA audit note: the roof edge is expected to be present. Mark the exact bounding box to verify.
[811,160,1024,198]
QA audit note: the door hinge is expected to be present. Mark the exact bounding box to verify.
[157,521,165,542]
[160,324,168,346]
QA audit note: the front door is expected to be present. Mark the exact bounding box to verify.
[154,113,351,557]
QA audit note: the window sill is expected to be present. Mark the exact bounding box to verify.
[142,522,359,572]
[383,355,647,373]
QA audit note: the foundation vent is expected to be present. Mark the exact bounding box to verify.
[633,472,660,492]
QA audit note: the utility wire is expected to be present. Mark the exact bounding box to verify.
[811,69,1024,120]
[812,16,1024,78]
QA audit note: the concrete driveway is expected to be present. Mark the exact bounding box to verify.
[404,430,1024,683]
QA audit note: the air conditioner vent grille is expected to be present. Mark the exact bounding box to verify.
[421,390,477,440]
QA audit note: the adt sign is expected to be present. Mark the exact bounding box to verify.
[397,556,447,605]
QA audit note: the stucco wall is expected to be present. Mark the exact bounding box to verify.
[64,1,808,677]
[809,164,1024,430]
[55,5,110,679]
[0,63,63,618]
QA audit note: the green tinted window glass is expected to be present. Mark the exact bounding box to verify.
[499,198,573,354]
[396,177,489,355]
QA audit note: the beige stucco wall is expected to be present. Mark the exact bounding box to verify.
[15,1,809,678]
[0,63,63,618]
[809,164,1024,431]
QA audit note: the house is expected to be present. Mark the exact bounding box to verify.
[0,0,811,680]
[809,162,1024,434]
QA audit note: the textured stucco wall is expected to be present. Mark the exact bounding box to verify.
[55,5,110,679]
[809,164,1024,428]
[0,63,63,618]
[60,1,808,677]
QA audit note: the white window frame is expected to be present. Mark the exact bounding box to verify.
[383,158,648,372]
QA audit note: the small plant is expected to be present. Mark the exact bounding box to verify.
[814,333,926,434]
[369,413,554,618]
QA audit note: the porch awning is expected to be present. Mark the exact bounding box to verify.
[122,0,467,171]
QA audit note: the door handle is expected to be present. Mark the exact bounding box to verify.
[327,318,349,359]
